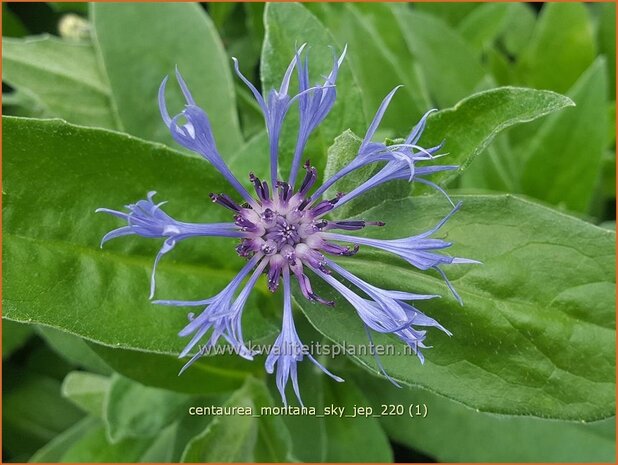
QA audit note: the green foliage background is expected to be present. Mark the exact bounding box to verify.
[2,2,616,463]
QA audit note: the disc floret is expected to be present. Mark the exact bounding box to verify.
[219,161,376,302]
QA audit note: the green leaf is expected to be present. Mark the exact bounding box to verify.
[2,35,118,129]
[180,378,293,462]
[36,326,112,375]
[61,371,111,417]
[2,4,28,37]
[322,378,392,462]
[2,319,33,359]
[227,130,270,185]
[267,317,391,462]
[521,58,608,213]
[602,149,616,201]
[597,3,616,99]
[245,3,265,46]
[172,411,218,461]
[235,83,267,140]
[320,129,408,219]
[425,87,575,186]
[517,3,596,94]
[500,3,537,57]
[459,133,518,192]
[347,4,422,74]
[360,374,616,462]
[261,2,367,177]
[487,48,515,87]
[207,2,237,30]
[608,101,616,149]
[393,7,485,107]
[307,3,429,131]
[326,87,575,216]
[3,117,275,355]
[104,374,191,442]
[297,194,615,420]
[29,417,100,463]
[414,2,479,26]
[139,423,179,462]
[91,2,243,155]
[457,3,513,52]
[59,421,154,462]
[3,373,84,458]
[49,2,88,14]
[182,404,257,462]
[322,129,363,198]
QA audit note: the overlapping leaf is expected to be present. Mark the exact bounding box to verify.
[296,195,615,420]
[3,117,276,357]
[3,35,118,129]
[92,2,243,155]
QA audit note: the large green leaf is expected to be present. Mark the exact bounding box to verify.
[2,35,118,129]
[392,6,485,108]
[359,374,616,462]
[3,117,275,356]
[321,87,574,217]
[60,422,155,462]
[307,3,429,132]
[456,3,513,53]
[425,87,574,186]
[414,2,479,26]
[459,133,518,192]
[261,2,366,178]
[597,3,616,99]
[517,3,596,94]
[61,371,111,417]
[227,130,270,185]
[520,58,608,213]
[91,2,243,155]
[104,375,191,442]
[500,3,537,57]
[296,195,615,420]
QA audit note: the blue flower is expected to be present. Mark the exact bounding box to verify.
[98,45,476,406]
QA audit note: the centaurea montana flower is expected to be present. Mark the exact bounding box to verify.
[97,46,477,406]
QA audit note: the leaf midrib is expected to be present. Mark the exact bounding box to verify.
[4,231,246,284]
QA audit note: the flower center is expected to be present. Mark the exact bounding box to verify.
[209,163,374,297]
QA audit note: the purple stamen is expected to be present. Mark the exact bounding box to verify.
[209,193,241,212]
[298,161,318,196]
